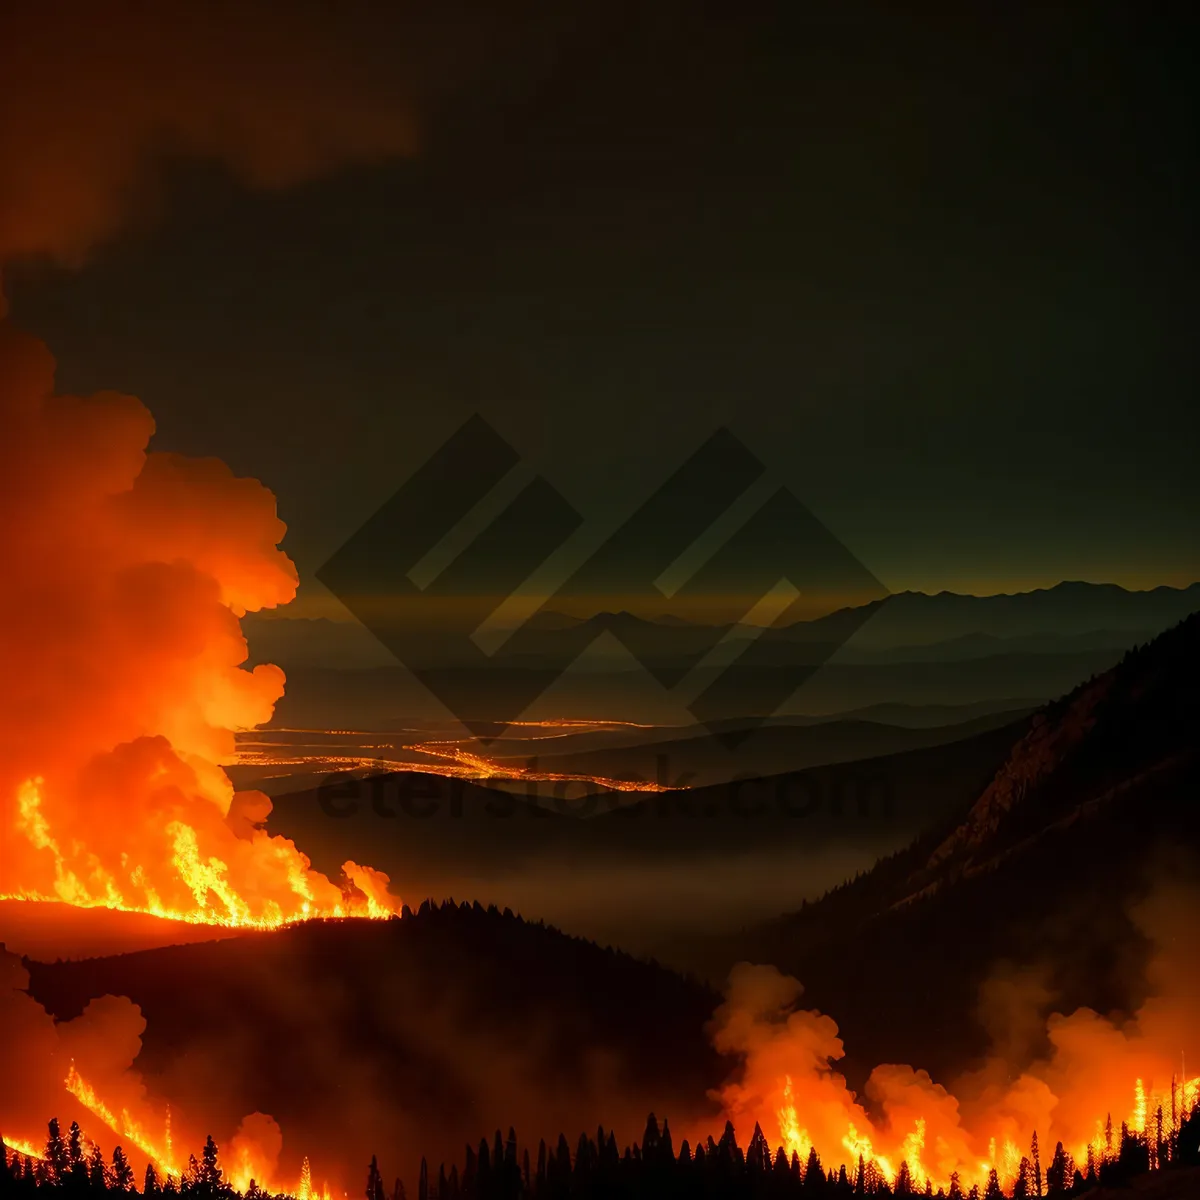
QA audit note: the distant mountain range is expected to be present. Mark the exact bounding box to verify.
[243,583,1199,727]
[245,581,1200,671]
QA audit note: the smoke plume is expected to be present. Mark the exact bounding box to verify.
[0,0,416,292]
[708,884,1200,1192]
[0,319,400,922]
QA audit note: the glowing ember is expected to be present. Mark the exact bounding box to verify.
[402,732,671,794]
[234,718,677,797]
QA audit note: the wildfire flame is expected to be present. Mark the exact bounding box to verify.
[711,960,1200,1196]
[65,1061,179,1178]
[3,779,397,928]
[61,1067,337,1200]
[767,1065,1200,1192]
[2,1137,45,1161]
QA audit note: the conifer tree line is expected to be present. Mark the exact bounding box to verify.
[5,1102,1200,1200]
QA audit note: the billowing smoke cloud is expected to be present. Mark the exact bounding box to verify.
[228,1113,285,1192]
[0,321,398,921]
[0,0,416,286]
[707,884,1200,1193]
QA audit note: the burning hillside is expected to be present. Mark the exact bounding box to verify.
[16,874,1200,1198]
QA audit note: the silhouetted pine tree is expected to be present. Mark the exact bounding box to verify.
[803,1146,822,1194]
[1099,1122,1150,1187]
[1044,1142,1070,1195]
[17,1106,1195,1200]
[718,1123,741,1173]
[747,1124,770,1175]
[111,1147,134,1192]
[476,1138,491,1199]
[197,1136,224,1197]
[1012,1156,1032,1199]
[367,1155,386,1200]
[642,1116,661,1162]
[574,1134,592,1181]
[68,1123,84,1172]
[44,1121,68,1183]
[87,1144,106,1191]
[1179,1099,1200,1165]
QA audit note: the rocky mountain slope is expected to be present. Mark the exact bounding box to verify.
[699,614,1200,1084]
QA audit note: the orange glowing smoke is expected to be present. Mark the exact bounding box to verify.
[0,322,400,926]
[226,1115,334,1200]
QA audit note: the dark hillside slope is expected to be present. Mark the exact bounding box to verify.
[26,903,726,1186]
[709,615,1200,1085]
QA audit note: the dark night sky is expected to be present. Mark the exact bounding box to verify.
[9,2,1198,609]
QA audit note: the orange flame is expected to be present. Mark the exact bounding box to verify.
[4,778,399,928]
[65,1061,179,1178]
[2,1136,45,1161]
[766,1070,1200,1193]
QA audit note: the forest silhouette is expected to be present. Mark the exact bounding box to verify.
[6,1102,1200,1200]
